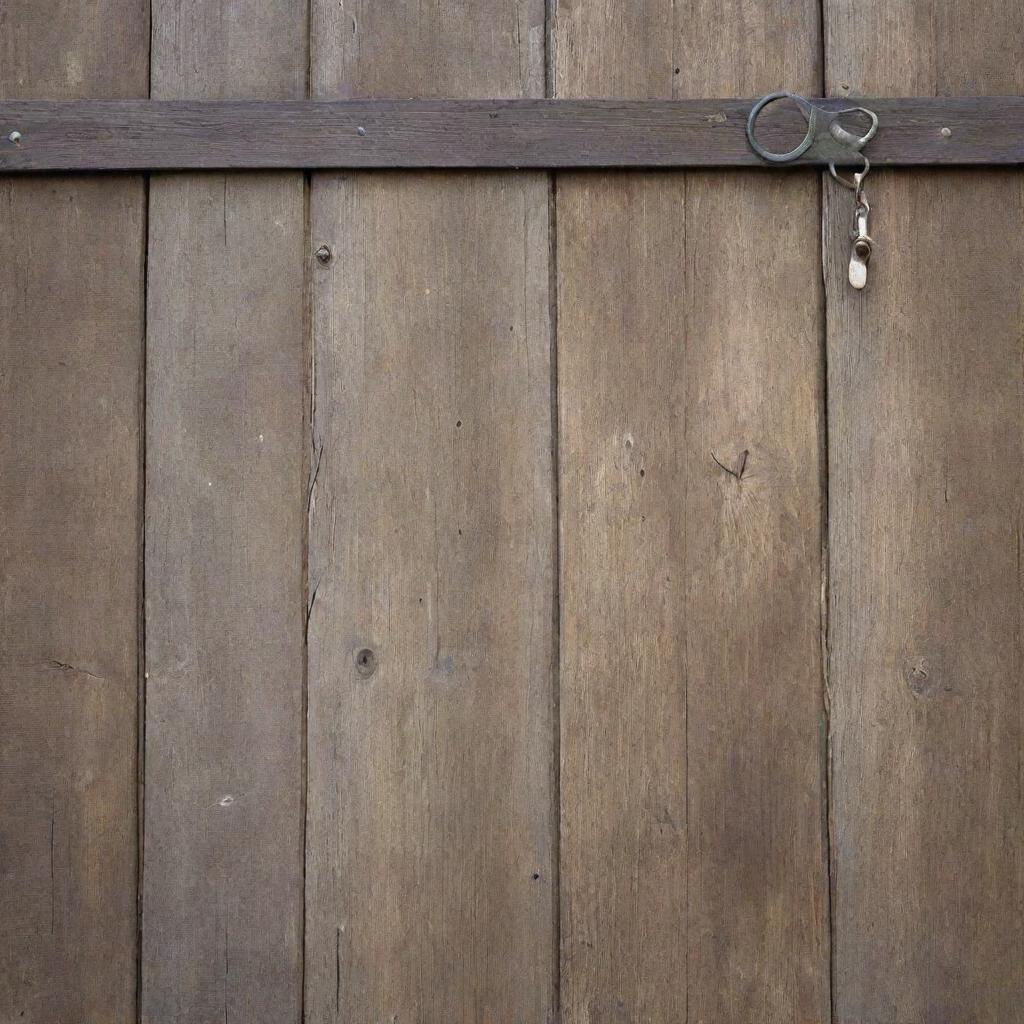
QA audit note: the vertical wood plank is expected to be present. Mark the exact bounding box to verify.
[306,2,554,1021]
[0,0,148,101]
[554,2,830,1020]
[825,5,1024,1020]
[312,0,545,100]
[142,3,307,1022]
[0,4,147,1021]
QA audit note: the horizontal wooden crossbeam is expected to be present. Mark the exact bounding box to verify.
[0,97,1021,172]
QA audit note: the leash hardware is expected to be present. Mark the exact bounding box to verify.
[747,92,880,289]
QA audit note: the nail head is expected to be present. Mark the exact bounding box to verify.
[940,126,953,138]
[315,244,333,264]
[355,647,377,678]
[8,130,21,144]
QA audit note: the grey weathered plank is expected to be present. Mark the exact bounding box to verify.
[0,175,145,1024]
[0,0,148,101]
[825,3,1024,1021]
[1,96,1023,171]
[305,1,555,1021]
[141,2,307,1022]
[555,0,830,1019]
[310,0,544,100]
[0,2,147,1021]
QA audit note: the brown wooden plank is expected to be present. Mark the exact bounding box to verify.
[310,0,545,100]
[0,0,148,101]
[0,175,145,1024]
[554,2,830,1020]
[305,2,555,1021]
[3,96,1023,172]
[141,2,307,1022]
[0,3,147,1021]
[825,5,1024,1022]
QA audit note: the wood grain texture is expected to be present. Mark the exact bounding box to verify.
[0,0,148,101]
[825,3,1024,1021]
[554,1,830,1019]
[306,171,554,1024]
[311,0,545,100]
[0,175,144,1024]
[306,2,554,1020]
[152,0,306,102]
[4,96,1023,172]
[142,172,306,1023]
[0,4,146,1022]
[141,2,307,1022]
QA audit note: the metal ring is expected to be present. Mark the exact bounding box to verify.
[829,106,879,150]
[746,91,817,163]
[829,154,871,189]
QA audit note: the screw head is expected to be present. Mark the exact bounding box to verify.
[8,130,22,144]
[356,126,366,136]
[315,244,333,264]
[940,126,953,138]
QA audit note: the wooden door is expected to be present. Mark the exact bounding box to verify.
[1,2,1021,1022]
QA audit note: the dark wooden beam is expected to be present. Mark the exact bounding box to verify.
[0,97,1021,172]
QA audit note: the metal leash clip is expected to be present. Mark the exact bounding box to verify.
[840,168,872,289]
[746,91,879,289]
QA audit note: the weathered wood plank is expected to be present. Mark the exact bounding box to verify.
[306,173,554,1023]
[0,0,148,101]
[4,96,1023,172]
[0,3,147,1021]
[151,1,306,102]
[0,175,145,1024]
[141,2,307,1022]
[825,4,1024,1020]
[305,2,555,1021]
[554,1,830,1019]
[311,0,544,100]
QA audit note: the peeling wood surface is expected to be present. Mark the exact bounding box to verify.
[140,2,307,1022]
[554,0,830,1019]
[0,2,147,1021]
[825,1,1024,1020]
[304,2,556,1021]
